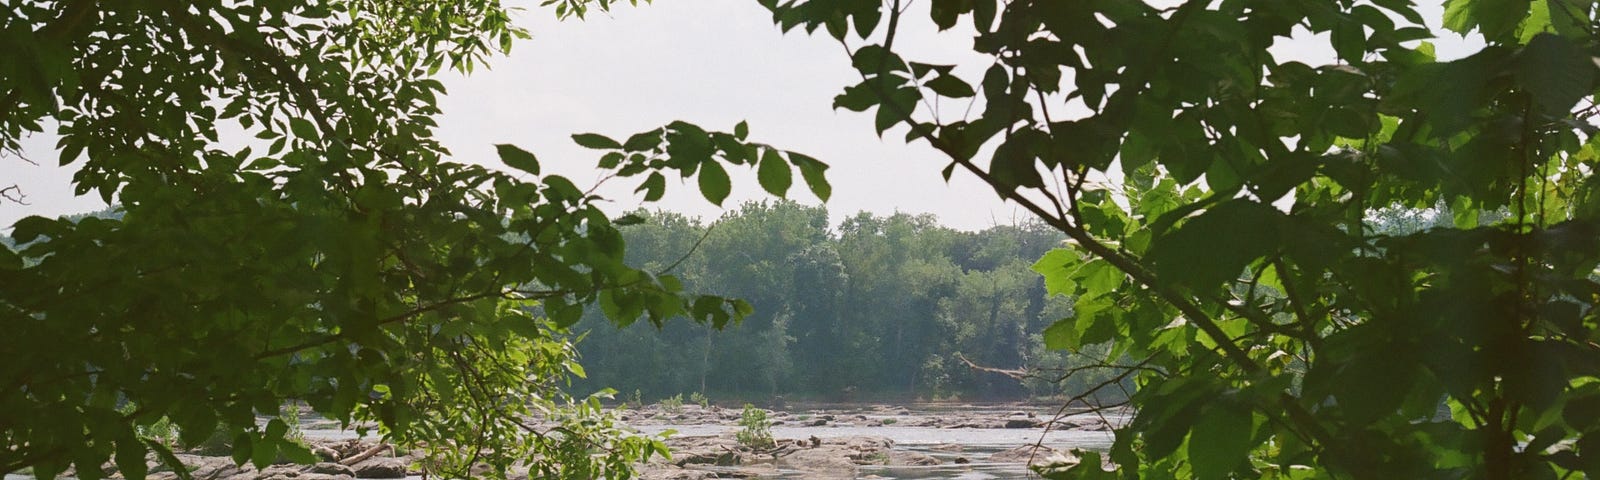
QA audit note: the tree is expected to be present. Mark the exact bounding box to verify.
[762,0,1600,477]
[0,1,827,478]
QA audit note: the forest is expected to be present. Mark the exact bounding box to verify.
[570,201,1115,402]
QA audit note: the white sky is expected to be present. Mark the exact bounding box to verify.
[0,0,1479,231]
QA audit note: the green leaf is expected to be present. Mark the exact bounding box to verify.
[734,121,750,140]
[1331,19,1367,63]
[637,172,666,202]
[789,153,831,201]
[929,0,967,30]
[925,75,975,98]
[1146,200,1282,291]
[756,149,793,197]
[614,213,646,226]
[146,439,193,480]
[1516,33,1596,116]
[1031,248,1079,297]
[572,133,622,150]
[495,144,540,175]
[115,438,149,480]
[1041,320,1078,351]
[231,433,253,467]
[697,160,731,205]
[834,84,878,112]
[1188,402,1254,480]
[278,441,317,465]
[289,118,318,141]
[624,129,665,151]
[250,434,277,469]
[851,45,906,74]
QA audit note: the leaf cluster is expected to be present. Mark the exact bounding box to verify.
[761,0,1600,478]
[0,0,808,478]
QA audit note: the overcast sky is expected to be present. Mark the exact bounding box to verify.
[1,0,1478,231]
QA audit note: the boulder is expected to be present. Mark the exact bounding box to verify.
[350,458,408,479]
[250,465,353,480]
[1004,418,1042,428]
[776,447,858,475]
[304,462,355,476]
[886,450,941,466]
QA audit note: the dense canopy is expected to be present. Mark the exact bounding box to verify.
[1,0,824,478]
[757,0,1600,477]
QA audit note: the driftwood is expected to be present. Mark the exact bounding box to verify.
[338,443,391,466]
[956,352,1029,380]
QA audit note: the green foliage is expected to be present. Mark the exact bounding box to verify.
[658,394,684,414]
[0,1,804,478]
[761,0,1600,478]
[573,206,1101,401]
[735,404,774,449]
[116,402,180,449]
[690,391,710,408]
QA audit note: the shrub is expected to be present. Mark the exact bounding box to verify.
[735,404,774,449]
[658,394,683,414]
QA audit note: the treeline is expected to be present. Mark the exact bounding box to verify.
[571,200,1120,403]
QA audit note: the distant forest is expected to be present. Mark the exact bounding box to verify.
[573,200,1120,403]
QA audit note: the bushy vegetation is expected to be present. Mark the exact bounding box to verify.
[573,202,1128,402]
[734,404,774,449]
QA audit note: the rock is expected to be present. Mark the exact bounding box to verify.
[304,462,355,476]
[774,436,894,476]
[638,466,718,480]
[145,454,248,480]
[928,443,963,452]
[350,458,407,479]
[989,445,1078,466]
[952,457,971,464]
[886,450,940,466]
[311,446,340,462]
[252,465,354,480]
[776,447,858,475]
[1052,415,1113,431]
[1004,418,1042,428]
[808,418,828,426]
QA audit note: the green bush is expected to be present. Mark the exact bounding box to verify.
[658,394,683,414]
[735,404,774,449]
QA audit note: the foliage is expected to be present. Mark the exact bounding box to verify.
[760,0,1600,477]
[735,404,775,449]
[0,1,826,479]
[691,391,710,408]
[573,205,1117,401]
[658,394,684,414]
[115,403,179,449]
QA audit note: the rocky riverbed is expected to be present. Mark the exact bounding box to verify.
[628,403,1122,479]
[67,404,1121,480]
